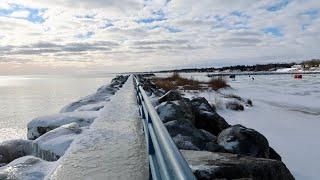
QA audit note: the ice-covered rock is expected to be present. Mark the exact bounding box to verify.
[164,120,210,150]
[158,90,183,104]
[60,75,128,113]
[182,150,294,180]
[0,156,56,180]
[60,91,112,113]
[32,122,82,161]
[0,139,32,165]
[27,111,98,140]
[74,102,105,112]
[156,100,195,124]
[217,124,270,158]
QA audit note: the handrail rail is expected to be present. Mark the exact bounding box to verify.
[133,75,196,180]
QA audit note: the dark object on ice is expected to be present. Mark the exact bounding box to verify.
[247,99,253,106]
[229,74,236,80]
[294,74,302,79]
[158,90,183,104]
[226,101,245,111]
[217,124,270,158]
[190,97,230,136]
[182,150,295,180]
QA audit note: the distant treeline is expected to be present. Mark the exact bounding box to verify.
[152,59,319,73]
[301,59,320,67]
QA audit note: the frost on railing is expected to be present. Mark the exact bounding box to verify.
[133,75,196,180]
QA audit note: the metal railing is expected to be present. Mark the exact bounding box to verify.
[133,76,196,180]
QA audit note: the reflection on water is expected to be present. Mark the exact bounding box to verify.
[0,75,114,142]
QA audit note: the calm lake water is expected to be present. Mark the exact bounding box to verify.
[0,74,114,142]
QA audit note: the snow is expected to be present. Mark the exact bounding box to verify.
[170,73,320,180]
[27,111,99,140]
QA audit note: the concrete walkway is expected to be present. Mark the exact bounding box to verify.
[50,76,148,180]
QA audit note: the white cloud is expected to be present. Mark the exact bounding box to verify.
[0,0,319,73]
[10,10,30,18]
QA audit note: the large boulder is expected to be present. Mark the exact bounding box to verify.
[32,123,82,161]
[190,97,230,136]
[156,100,195,124]
[190,97,216,112]
[164,120,213,150]
[217,124,270,158]
[226,101,245,111]
[0,139,32,165]
[27,111,98,140]
[158,90,183,104]
[0,156,55,180]
[182,150,294,180]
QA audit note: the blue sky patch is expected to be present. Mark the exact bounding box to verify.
[301,9,319,20]
[76,31,95,39]
[0,4,45,23]
[262,27,283,37]
[266,0,290,12]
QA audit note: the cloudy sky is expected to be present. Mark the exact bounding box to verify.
[0,0,319,74]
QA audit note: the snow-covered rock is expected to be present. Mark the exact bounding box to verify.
[158,90,183,103]
[0,139,32,165]
[181,150,294,180]
[32,123,82,161]
[164,120,210,150]
[156,100,195,124]
[190,97,230,136]
[217,124,270,158]
[0,156,56,180]
[27,111,98,140]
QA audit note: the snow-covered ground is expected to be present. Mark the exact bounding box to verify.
[156,72,320,180]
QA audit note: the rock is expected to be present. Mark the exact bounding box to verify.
[60,91,112,113]
[156,100,195,124]
[0,156,56,180]
[0,139,32,165]
[217,124,270,158]
[226,101,245,111]
[164,120,210,150]
[199,129,217,142]
[190,97,216,112]
[190,97,230,136]
[269,147,282,161]
[27,111,98,140]
[196,111,230,136]
[32,123,82,161]
[172,135,201,151]
[247,99,253,106]
[181,150,294,180]
[60,75,128,113]
[203,142,226,152]
[158,90,183,104]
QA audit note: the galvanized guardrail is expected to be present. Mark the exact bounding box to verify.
[133,76,196,180]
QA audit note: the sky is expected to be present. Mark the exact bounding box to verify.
[0,0,319,74]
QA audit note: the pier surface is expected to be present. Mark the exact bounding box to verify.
[50,76,148,180]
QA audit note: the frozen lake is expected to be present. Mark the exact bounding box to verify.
[163,72,320,180]
[0,74,114,142]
